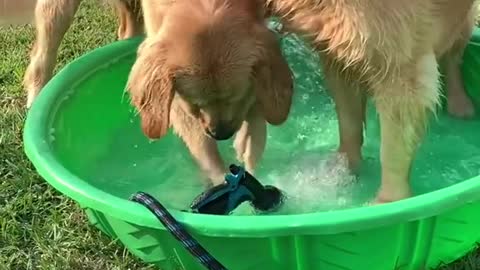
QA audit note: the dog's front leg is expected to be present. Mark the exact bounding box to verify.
[323,66,366,172]
[171,106,227,187]
[23,0,82,108]
[234,106,267,174]
[373,52,440,203]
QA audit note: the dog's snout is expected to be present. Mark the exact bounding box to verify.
[206,124,235,141]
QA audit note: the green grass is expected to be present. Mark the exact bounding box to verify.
[0,1,479,269]
[0,1,152,269]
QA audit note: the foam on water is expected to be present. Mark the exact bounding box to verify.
[267,153,359,214]
[216,152,362,216]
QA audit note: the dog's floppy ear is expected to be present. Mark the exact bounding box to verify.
[253,26,294,125]
[126,40,174,139]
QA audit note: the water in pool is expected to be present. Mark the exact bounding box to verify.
[88,33,480,215]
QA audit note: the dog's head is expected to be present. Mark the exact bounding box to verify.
[127,0,294,141]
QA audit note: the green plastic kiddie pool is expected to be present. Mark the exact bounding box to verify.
[24,24,480,270]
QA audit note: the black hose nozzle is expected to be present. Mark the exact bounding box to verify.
[228,164,283,212]
[190,164,284,215]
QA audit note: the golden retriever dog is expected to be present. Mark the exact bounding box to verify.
[22,0,143,108]
[126,0,294,186]
[265,0,478,203]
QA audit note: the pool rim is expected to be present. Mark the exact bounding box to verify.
[23,28,480,237]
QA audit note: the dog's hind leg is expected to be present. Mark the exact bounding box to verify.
[115,0,143,39]
[373,52,440,203]
[234,106,267,175]
[23,0,82,108]
[323,66,366,173]
[442,19,476,118]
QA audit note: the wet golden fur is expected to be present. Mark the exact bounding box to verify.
[23,0,143,108]
[126,0,293,185]
[266,0,478,202]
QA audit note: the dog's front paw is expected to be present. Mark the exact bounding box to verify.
[205,170,228,187]
[336,148,361,174]
[371,187,411,205]
[26,89,39,109]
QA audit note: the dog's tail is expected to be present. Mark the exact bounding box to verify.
[0,0,37,26]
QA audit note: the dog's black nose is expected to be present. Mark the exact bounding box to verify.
[206,127,235,141]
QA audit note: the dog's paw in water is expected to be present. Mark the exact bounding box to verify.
[366,189,412,206]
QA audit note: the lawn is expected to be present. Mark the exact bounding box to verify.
[0,1,479,269]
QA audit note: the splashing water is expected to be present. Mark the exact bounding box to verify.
[225,152,363,216]
[268,153,359,214]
